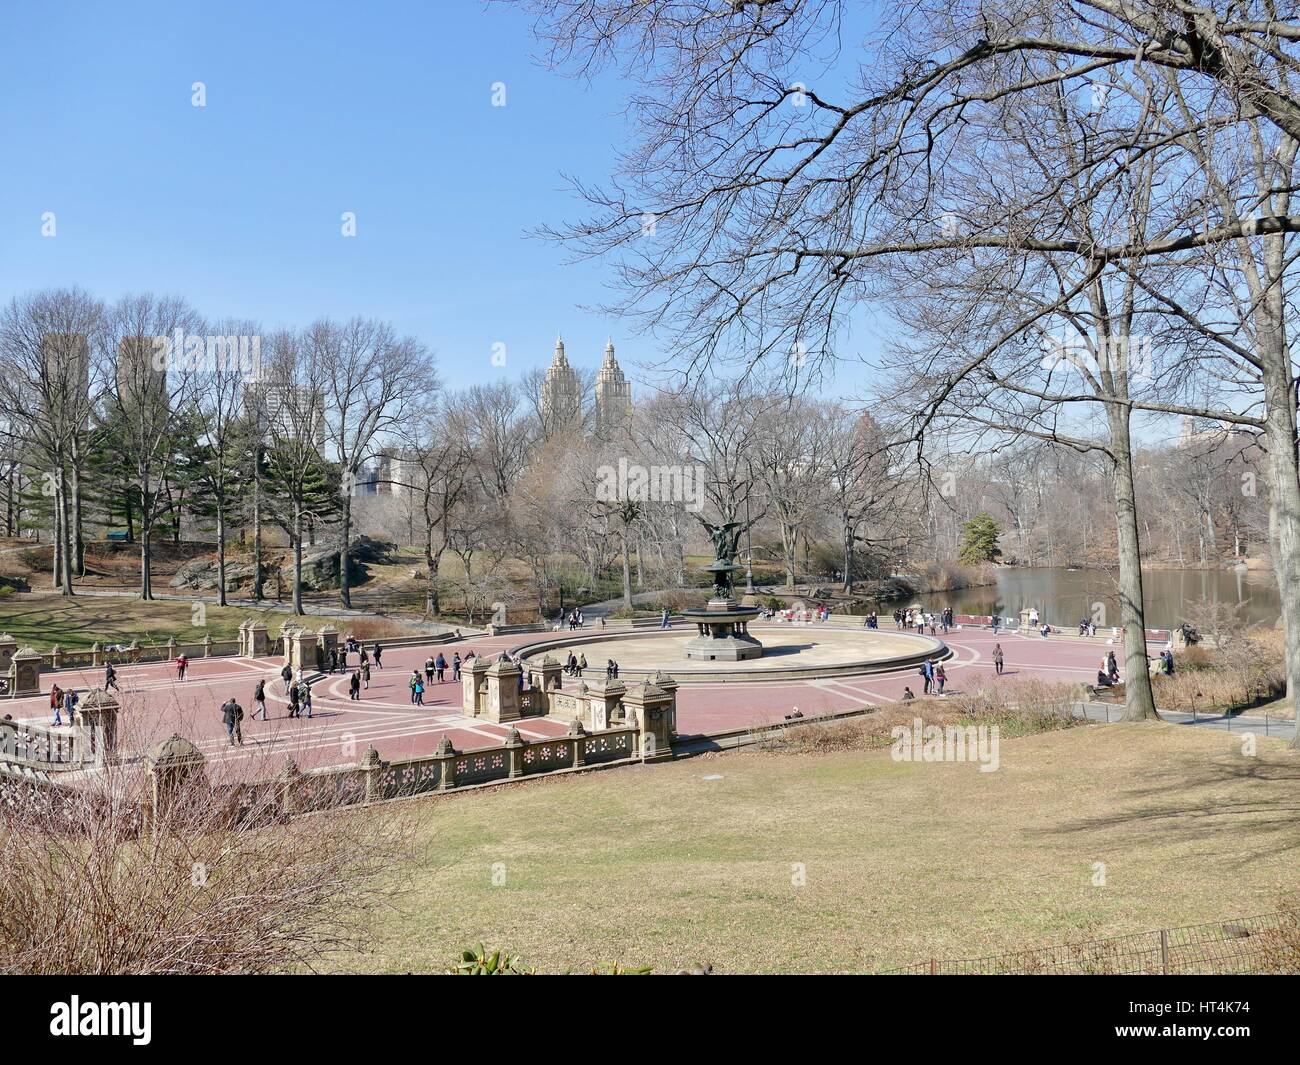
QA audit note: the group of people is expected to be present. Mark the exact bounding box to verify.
[563,651,588,677]
[1096,650,1122,687]
[557,609,586,631]
[918,657,948,695]
[894,607,953,635]
[327,641,383,673]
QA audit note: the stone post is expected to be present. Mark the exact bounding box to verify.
[318,625,339,668]
[144,734,206,833]
[91,642,102,667]
[74,687,120,766]
[0,633,16,676]
[462,656,491,717]
[504,727,525,778]
[531,654,563,694]
[568,719,587,767]
[237,619,250,656]
[50,644,63,670]
[165,637,178,662]
[127,640,141,664]
[484,655,523,723]
[11,647,41,697]
[360,745,384,805]
[436,736,458,791]
[278,756,301,817]
[622,680,674,762]
[585,679,626,731]
[649,671,680,738]
[203,633,214,658]
[248,621,268,656]
[291,629,317,672]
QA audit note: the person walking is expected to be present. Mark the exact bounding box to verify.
[104,661,121,693]
[413,674,425,706]
[280,662,293,696]
[409,671,420,705]
[424,656,435,686]
[361,660,371,690]
[993,643,1005,676]
[300,680,313,719]
[435,652,447,682]
[221,697,244,746]
[176,653,189,682]
[349,670,361,701]
[452,652,462,682]
[373,643,383,669]
[660,607,670,629]
[252,678,268,720]
[920,659,933,695]
[49,683,62,722]
[935,662,947,695]
[288,684,301,719]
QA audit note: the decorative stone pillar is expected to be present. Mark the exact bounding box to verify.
[360,745,385,804]
[165,637,178,663]
[11,647,41,697]
[127,640,141,664]
[622,680,674,762]
[50,644,63,670]
[0,633,16,676]
[90,642,102,667]
[484,655,522,723]
[531,655,563,693]
[202,633,214,658]
[278,756,301,817]
[290,629,318,672]
[144,734,206,832]
[248,621,268,656]
[436,735,459,790]
[584,679,626,731]
[504,726,525,778]
[74,687,120,766]
[278,621,299,662]
[237,619,250,656]
[648,671,680,738]
[318,625,339,667]
[568,719,587,767]
[461,656,491,717]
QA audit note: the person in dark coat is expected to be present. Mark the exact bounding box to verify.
[104,661,121,692]
[221,697,244,746]
[280,662,293,695]
[349,670,361,701]
[252,678,268,720]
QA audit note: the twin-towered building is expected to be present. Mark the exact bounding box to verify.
[540,334,632,438]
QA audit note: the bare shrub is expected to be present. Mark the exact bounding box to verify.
[0,745,410,974]
[771,680,1082,754]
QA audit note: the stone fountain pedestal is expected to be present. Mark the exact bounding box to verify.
[681,597,763,662]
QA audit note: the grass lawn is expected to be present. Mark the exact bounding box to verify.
[0,592,417,651]
[342,723,1299,974]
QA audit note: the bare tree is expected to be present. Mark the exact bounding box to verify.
[314,317,437,609]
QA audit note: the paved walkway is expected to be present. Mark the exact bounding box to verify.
[8,623,1289,775]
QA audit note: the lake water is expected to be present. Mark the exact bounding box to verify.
[926,567,1282,631]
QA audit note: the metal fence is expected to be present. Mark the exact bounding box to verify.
[880,911,1299,974]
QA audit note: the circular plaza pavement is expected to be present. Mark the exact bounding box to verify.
[516,623,949,683]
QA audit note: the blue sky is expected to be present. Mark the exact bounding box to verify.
[6,0,875,389]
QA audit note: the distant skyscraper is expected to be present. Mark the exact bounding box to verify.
[540,334,581,434]
[593,337,632,438]
[115,336,168,419]
[39,333,90,420]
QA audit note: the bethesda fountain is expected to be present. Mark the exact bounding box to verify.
[681,521,764,661]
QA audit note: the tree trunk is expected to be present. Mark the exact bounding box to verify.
[251,459,264,601]
[51,483,62,590]
[57,484,74,596]
[140,524,153,601]
[216,504,228,607]
[338,487,353,609]
[70,464,84,577]
[621,525,633,611]
[1106,405,1157,721]
[842,521,854,594]
[292,502,304,615]
[424,529,441,617]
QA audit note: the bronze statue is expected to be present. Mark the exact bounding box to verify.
[701,519,744,564]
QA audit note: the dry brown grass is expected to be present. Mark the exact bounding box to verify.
[1157,629,1288,716]
[766,679,1082,754]
[335,721,1299,974]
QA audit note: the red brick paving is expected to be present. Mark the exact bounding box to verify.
[8,624,1143,772]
